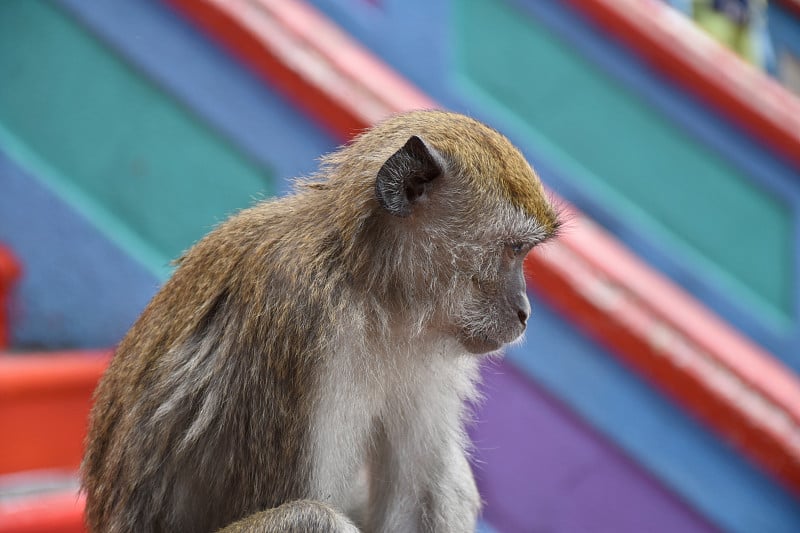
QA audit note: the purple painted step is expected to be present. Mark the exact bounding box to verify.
[470,359,718,533]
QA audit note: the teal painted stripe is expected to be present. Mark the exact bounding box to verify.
[454,0,794,319]
[0,146,161,347]
[0,1,275,270]
[0,124,171,281]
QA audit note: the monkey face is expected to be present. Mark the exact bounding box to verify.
[453,240,533,354]
[367,111,560,354]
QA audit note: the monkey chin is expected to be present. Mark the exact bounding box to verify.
[458,333,513,355]
[457,325,528,355]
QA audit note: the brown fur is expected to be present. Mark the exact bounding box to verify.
[82,110,559,532]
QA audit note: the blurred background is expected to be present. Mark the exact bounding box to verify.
[1,0,800,531]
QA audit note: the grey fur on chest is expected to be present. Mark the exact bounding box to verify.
[307,338,481,514]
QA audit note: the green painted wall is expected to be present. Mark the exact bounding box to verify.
[0,1,274,276]
[455,0,793,318]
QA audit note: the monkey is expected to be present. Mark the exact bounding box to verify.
[81,110,560,533]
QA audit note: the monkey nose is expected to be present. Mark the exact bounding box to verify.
[516,294,531,326]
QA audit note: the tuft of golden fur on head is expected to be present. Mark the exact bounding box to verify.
[329,110,559,234]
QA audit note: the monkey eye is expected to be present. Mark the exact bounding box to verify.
[505,242,530,259]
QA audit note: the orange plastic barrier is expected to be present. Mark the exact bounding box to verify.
[166,0,800,497]
[0,352,110,475]
[0,353,106,532]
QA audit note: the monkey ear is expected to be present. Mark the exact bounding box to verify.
[375,135,443,217]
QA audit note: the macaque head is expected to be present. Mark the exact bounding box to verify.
[370,111,560,354]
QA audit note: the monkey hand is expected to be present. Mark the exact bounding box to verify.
[216,500,361,533]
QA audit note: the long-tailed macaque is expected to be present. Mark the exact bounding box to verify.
[82,110,560,532]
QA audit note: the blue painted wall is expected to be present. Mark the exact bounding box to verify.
[2,0,798,531]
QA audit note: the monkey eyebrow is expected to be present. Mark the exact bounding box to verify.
[542,216,564,243]
[532,210,564,240]
[537,219,562,242]
[496,204,560,246]
[508,221,552,246]
[525,234,554,249]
